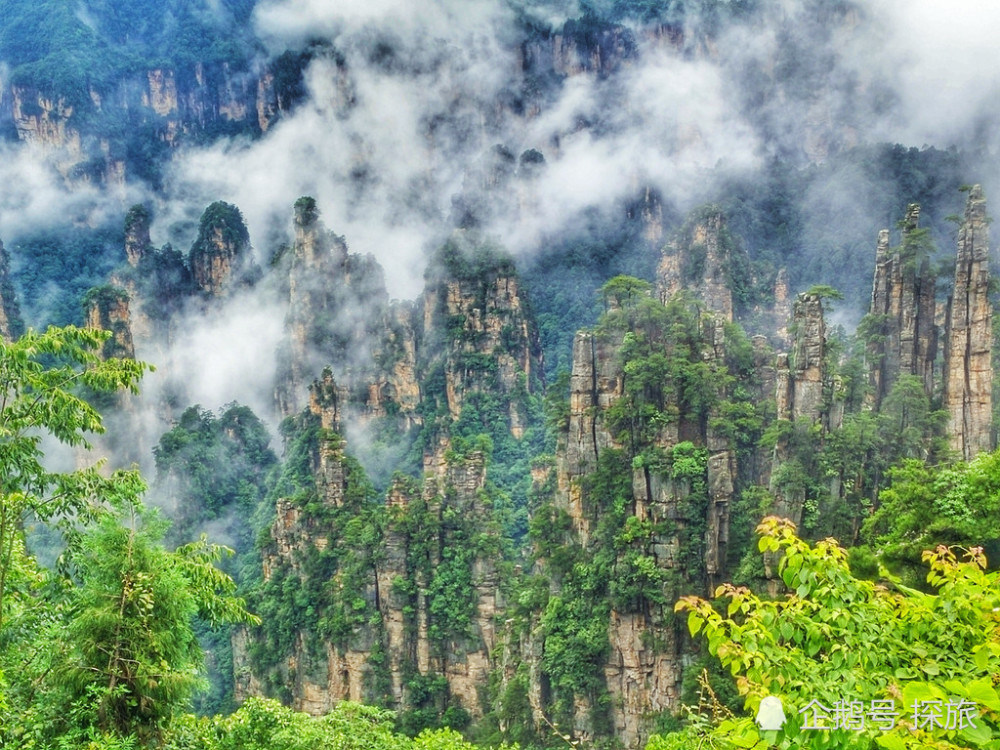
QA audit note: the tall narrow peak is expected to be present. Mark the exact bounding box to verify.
[778,291,827,424]
[865,204,937,408]
[944,185,993,460]
[770,290,843,526]
[82,286,135,361]
[276,196,390,415]
[124,204,153,268]
[0,241,24,342]
[189,201,258,297]
[420,235,543,437]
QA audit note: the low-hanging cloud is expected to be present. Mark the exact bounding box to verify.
[5,0,1000,481]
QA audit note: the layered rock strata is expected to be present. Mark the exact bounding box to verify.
[944,186,993,459]
[657,208,734,321]
[867,204,937,406]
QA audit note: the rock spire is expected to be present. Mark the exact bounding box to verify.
[943,185,993,459]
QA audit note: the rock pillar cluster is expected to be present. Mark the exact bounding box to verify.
[867,204,937,406]
[864,190,994,459]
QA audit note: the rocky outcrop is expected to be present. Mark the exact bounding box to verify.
[776,292,827,425]
[867,204,937,406]
[421,237,543,438]
[944,186,993,460]
[517,20,638,82]
[770,291,833,525]
[365,302,422,427]
[561,328,625,543]
[124,204,153,268]
[9,87,84,177]
[189,201,258,296]
[1,52,307,186]
[657,208,737,322]
[83,285,135,360]
[277,197,390,415]
[0,242,24,342]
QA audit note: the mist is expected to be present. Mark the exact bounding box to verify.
[2,0,999,479]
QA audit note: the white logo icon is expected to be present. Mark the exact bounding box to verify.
[756,696,786,731]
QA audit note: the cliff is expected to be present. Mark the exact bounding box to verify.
[189,201,259,297]
[0,56,307,186]
[866,204,938,406]
[655,206,777,335]
[421,236,543,438]
[657,208,735,321]
[245,370,507,724]
[769,291,840,526]
[944,186,993,459]
[276,197,391,415]
[82,285,135,361]
[776,292,829,426]
[0,241,24,342]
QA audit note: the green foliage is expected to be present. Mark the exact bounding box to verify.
[10,223,125,327]
[154,403,277,553]
[293,196,320,228]
[0,0,258,110]
[82,284,130,310]
[430,238,517,286]
[164,696,491,750]
[0,326,149,625]
[863,449,1000,581]
[599,275,653,310]
[0,326,258,749]
[803,285,843,300]
[151,403,277,714]
[58,513,258,741]
[660,517,1000,749]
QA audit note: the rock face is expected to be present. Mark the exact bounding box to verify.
[657,208,735,321]
[0,242,24,342]
[421,237,543,437]
[9,87,86,179]
[249,368,504,721]
[124,204,153,268]
[189,201,258,297]
[517,20,639,84]
[0,58,305,185]
[83,286,135,360]
[944,186,993,459]
[769,291,841,525]
[776,292,827,425]
[867,204,938,406]
[277,197,391,415]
